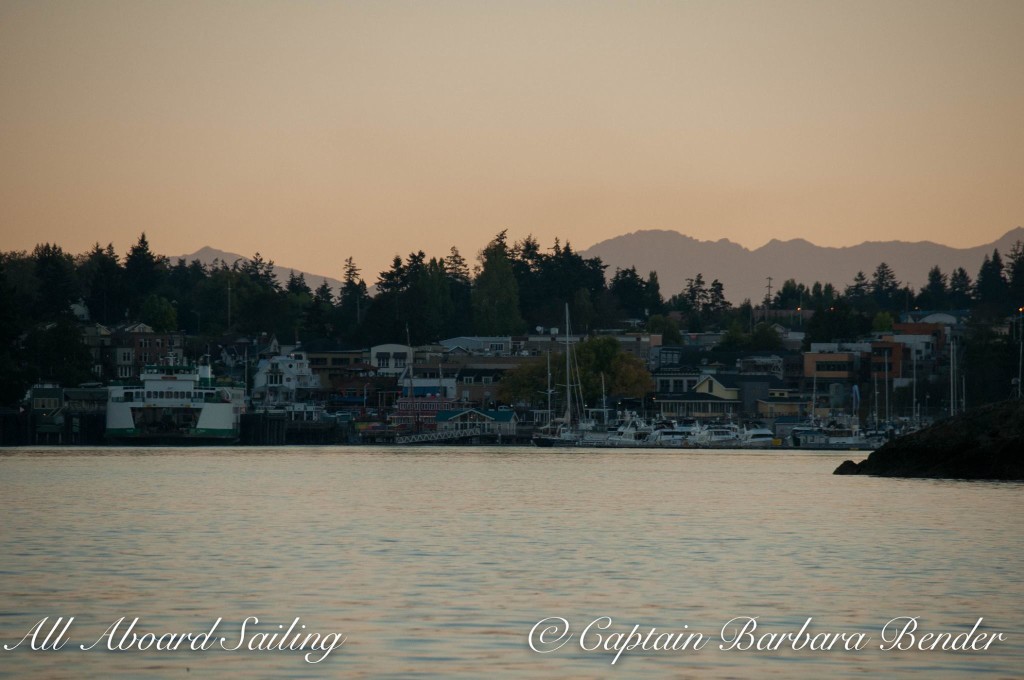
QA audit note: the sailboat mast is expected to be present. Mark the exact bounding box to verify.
[546,350,552,426]
[564,303,572,423]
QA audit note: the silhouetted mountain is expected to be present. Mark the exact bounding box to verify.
[581,227,1024,303]
[171,246,344,293]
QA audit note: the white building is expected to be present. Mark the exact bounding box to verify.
[251,351,321,406]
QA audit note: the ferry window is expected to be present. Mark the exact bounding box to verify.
[146,391,152,399]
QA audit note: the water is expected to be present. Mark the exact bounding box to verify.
[1,447,1021,678]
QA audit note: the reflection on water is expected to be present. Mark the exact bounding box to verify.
[1,447,1021,678]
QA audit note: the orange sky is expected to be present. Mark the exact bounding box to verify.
[1,0,1022,283]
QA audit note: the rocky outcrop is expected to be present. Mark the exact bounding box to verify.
[834,400,1024,479]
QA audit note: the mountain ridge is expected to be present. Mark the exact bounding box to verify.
[581,227,1024,302]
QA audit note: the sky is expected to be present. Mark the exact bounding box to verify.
[1,0,1022,283]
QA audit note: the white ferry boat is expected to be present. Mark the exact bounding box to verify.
[106,359,246,444]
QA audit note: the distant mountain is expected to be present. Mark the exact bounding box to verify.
[171,246,344,293]
[580,227,1024,303]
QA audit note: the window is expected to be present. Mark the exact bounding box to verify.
[815,361,853,373]
[481,376,492,384]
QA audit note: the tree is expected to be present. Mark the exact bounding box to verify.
[305,280,336,339]
[0,261,31,405]
[644,271,665,316]
[870,262,900,311]
[124,233,165,312]
[22,320,92,387]
[1007,240,1024,307]
[974,249,1009,316]
[33,243,80,320]
[647,314,683,344]
[872,311,895,332]
[472,232,525,335]
[609,266,647,319]
[917,266,949,310]
[140,295,178,333]
[76,243,125,325]
[772,279,808,310]
[749,322,783,351]
[949,267,973,309]
[286,271,311,295]
[845,271,871,312]
[337,257,370,341]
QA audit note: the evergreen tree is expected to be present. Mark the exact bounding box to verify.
[918,266,949,310]
[974,249,1009,315]
[124,233,165,313]
[609,266,647,319]
[870,262,900,311]
[644,271,665,316]
[472,232,525,335]
[1007,240,1024,307]
[337,257,370,342]
[33,243,79,320]
[949,267,973,309]
[76,243,124,325]
[286,271,311,295]
[845,271,871,312]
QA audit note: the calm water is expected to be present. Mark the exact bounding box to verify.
[0,447,1021,678]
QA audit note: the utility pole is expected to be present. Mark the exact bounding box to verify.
[765,276,773,309]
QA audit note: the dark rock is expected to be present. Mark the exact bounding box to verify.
[832,400,1024,479]
[833,459,861,475]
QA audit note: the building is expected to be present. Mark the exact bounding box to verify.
[369,343,413,377]
[251,351,322,407]
[435,408,519,436]
[110,323,186,379]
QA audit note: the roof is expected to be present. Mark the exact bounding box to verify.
[655,393,740,403]
[436,408,518,422]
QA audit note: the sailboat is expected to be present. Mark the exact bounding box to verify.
[532,304,587,447]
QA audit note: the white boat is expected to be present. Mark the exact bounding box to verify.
[106,358,246,444]
[643,419,703,447]
[595,413,655,447]
[691,423,741,448]
[738,424,777,449]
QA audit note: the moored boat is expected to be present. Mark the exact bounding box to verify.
[106,358,246,444]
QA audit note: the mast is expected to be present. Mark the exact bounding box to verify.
[564,303,572,424]
[950,336,956,416]
[884,349,890,424]
[912,346,917,425]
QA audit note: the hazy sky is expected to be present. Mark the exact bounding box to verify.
[1,0,1022,283]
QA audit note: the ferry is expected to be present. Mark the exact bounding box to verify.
[106,358,246,444]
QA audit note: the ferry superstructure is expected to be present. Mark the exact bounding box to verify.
[106,361,246,444]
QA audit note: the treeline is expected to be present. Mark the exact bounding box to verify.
[1,231,1023,405]
[0,231,746,348]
